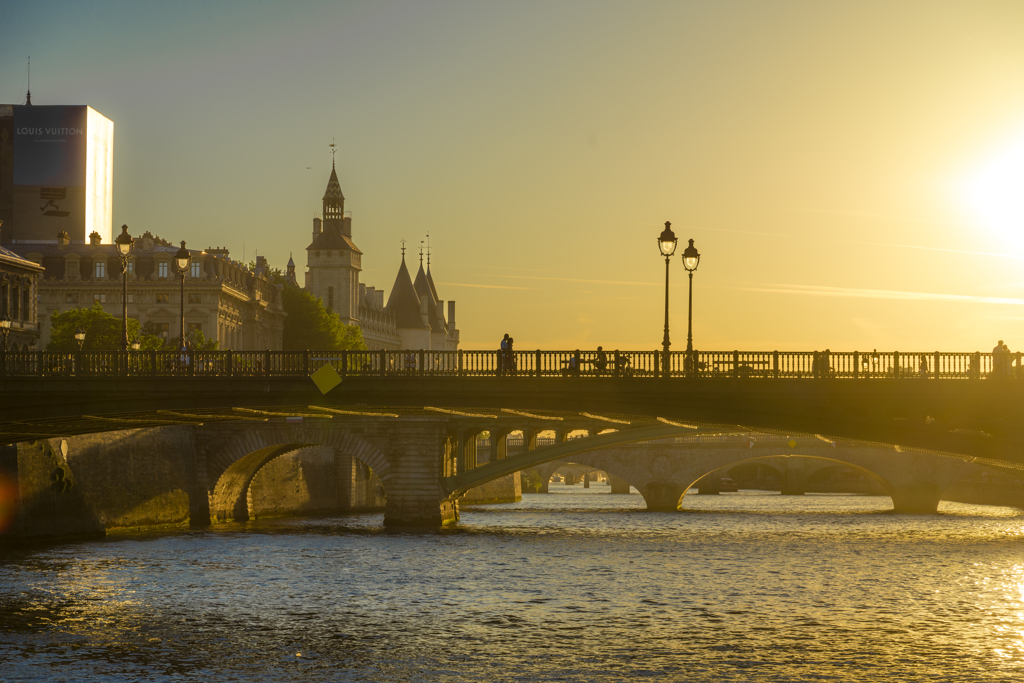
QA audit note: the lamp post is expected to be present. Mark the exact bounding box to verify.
[681,238,701,376]
[114,225,135,351]
[0,316,9,377]
[657,222,678,377]
[172,241,191,349]
[0,316,10,352]
[74,327,86,350]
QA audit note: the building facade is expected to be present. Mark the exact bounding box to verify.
[0,226,44,350]
[0,104,114,245]
[15,230,285,350]
[302,164,459,351]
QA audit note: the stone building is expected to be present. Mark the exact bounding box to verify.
[14,230,285,350]
[302,163,459,351]
[0,224,44,350]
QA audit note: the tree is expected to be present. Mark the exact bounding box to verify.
[279,284,367,351]
[47,303,143,351]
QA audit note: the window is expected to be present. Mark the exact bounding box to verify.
[187,322,202,335]
[156,294,170,304]
[127,261,135,275]
[327,286,334,312]
[67,261,79,278]
[190,262,202,278]
[11,288,19,319]
[94,261,106,278]
[187,293,202,304]
[126,293,135,303]
[65,293,79,304]
[93,293,107,303]
[152,322,169,340]
[158,262,169,278]
[22,290,29,321]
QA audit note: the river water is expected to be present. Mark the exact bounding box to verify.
[2,485,1024,682]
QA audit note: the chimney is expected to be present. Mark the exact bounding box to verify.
[342,216,352,238]
[88,231,102,246]
[376,290,384,309]
[448,300,456,325]
[420,296,430,327]
[312,217,322,240]
[57,231,70,248]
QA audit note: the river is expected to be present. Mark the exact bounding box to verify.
[2,485,1023,681]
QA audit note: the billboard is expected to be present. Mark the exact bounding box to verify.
[11,105,112,243]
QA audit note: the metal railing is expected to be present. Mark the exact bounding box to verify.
[0,348,1020,380]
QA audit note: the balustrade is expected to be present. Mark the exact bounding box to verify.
[0,348,1019,380]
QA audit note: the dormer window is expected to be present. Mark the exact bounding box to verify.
[94,261,106,278]
[158,262,169,278]
[67,260,80,278]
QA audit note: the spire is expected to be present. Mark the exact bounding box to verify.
[25,56,31,106]
[425,233,439,302]
[386,251,428,329]
[322,165,345,202]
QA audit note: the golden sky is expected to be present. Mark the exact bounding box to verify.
[5,1,1024,350]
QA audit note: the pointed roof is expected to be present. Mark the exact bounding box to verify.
[323,162,345,202]
[386,256,429,329]
[426,265,439,303]
[287,253,295,268]
[414,263,445,332]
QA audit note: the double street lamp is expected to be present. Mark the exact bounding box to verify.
[172,241,192,350]
[656,223,701,377]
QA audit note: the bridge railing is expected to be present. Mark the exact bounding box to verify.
[1,348,1021,380]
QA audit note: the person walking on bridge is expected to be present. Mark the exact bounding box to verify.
[993,340,1011,376]
[499,333,510,375]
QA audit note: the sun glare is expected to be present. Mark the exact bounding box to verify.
[960,133,1024,253]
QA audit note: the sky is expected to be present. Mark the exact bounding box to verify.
[4,0,1024,350]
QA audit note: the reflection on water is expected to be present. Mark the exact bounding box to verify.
[2,485,1024,681]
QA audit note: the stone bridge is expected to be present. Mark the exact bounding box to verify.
[527,435,986,513]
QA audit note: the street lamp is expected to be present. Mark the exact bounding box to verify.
[0,316,11,352]
[130,338,141,351]
[657,221,678,377]
[115,224,134,355]
[114,227,134,352]
[172,241,191,349]
[681,238,700,376]
[74,327,86,350]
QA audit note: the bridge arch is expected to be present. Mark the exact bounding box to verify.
[206,426,389,523]
[448,426,988,515]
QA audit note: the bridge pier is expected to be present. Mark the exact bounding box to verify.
[781,457,806,495]
[608,474,632,494]
[642,482,685,511]
[890,484,941,514]
[383,423,459,528]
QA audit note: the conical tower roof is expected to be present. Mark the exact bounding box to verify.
[386,256,428,329]
[414,262,443,332]
[425,265,440,303]
[323,162,345,202]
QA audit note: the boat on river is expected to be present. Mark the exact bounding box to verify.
[719,477,739,492]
